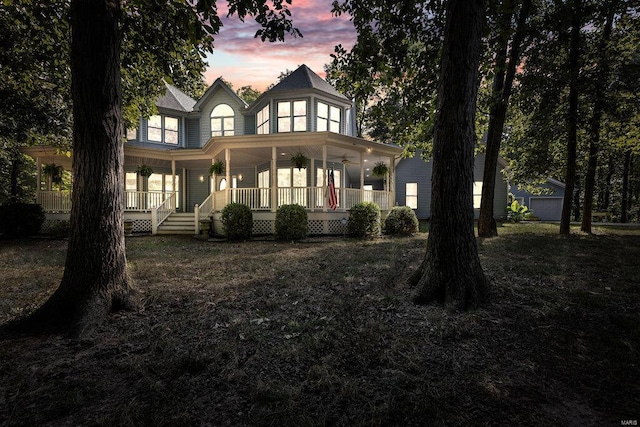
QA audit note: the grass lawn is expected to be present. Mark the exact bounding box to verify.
[1,223,639,426]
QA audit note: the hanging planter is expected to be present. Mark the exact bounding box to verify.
[135,164,154,178]
[209,160,225,176]
[291,152,309,170]
[43,163,64,184]
[372,161,389,178]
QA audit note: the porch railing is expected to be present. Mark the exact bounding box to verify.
[205,187,391,212]
[37,191,72,212]
[37,190,174,213]
[151,192,175,234]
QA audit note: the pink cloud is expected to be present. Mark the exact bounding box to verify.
[203,0,356,92]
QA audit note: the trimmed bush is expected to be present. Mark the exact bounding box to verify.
[0,203,45,237]
[275,204,308,240]
[220,203,253,240]
[384,206,419,235]
[347,202,381,238]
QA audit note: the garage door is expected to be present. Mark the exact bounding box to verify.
[529,197,563,221]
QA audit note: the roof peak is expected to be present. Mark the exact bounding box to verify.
[266,64,348,100]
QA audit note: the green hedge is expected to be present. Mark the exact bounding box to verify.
[384,206,419,235]
[275,204,308,240]
[347,202,381,237]
[0,203,45,237]
[220,203,253,240]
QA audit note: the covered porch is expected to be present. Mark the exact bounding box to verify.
[23,132,403,235]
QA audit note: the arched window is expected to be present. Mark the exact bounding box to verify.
[211,104,235,136]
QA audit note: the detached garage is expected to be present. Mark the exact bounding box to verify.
[529,197,564,221]
[510,178,566,221]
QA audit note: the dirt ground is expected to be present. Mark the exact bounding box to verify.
[1,223,639,426]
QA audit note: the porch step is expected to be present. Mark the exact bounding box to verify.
[156,212,196,235]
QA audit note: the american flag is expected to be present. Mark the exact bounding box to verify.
[328,169,338,210]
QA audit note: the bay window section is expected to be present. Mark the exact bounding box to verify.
[147,115,179,145]
[277,100,307,132]
[148,115,162,142]
[317,102,341,133]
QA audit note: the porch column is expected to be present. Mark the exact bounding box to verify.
[310,157,315,211]
[360,151,364,204]
[271,146,277,212]
[36,157,42,192]
[225,148,230,206]
[171,160,176,210]
[389,155,395,209]
[322,145,327,213]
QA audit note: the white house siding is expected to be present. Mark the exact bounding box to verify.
[199,89,246,145]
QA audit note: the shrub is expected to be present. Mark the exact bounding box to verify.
[384,206,419,235]
[347,202,381,237]
[221,203,253,240]
[0,203,45,237]
[506,200,532,223]
[275,204,308,240]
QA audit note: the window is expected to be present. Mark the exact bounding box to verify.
[148,115,179,144]
[278,100,306,132]
[363,184,373,202]
[125,172,138,209]
[317,102,341,133]
[164,117,178,144]
[257,105,270,134]
[473,181,483,209]
[126,128,137,140]
[211,104,235,137]
[148,115,162,142]
[258,170,270,208]
[406,183,418,209]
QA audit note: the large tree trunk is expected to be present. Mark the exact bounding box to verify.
[28,0,136,337]
[412,0,489,310]
[581,1,615,233]
[560,0,582,235]
[478,0,531,238]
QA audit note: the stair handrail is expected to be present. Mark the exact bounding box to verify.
[151,192,176,234]
[194,192,214,235]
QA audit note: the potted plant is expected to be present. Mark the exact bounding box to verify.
[209,160,225,176]
[291,152,309,170]
[372,161,388,177]
[135,164,154,178]
[43,163,64,189]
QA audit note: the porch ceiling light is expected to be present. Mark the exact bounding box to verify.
[366,147,372,153]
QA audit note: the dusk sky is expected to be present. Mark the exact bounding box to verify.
[203,0,357,91]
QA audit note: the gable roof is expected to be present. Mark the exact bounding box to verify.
[267,64,349,101]
[192,78,248,112]
[156,83,197,113]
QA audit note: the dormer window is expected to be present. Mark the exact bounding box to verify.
[211,104,235,137]
[277,100,307,132]
[148,115,178,144]
[317,102,341,133]
[257,105,270,134]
